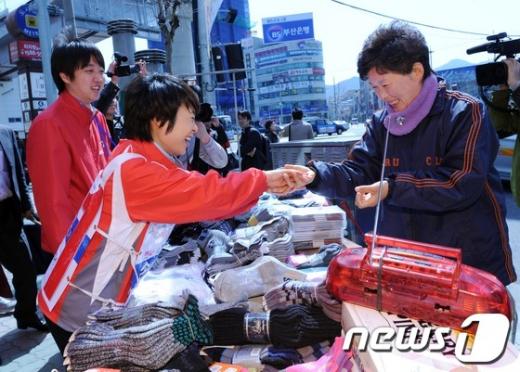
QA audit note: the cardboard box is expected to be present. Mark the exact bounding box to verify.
[342,302,520,371]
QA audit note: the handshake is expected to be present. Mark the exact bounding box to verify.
[265,164,390,209]
[264,164,315,195]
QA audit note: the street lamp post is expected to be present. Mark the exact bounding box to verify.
[278,102,283,126]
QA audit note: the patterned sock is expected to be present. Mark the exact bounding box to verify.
[263,280,319,310]
[211,256,307,303]
[260,346,303,368]
[296,243,342,269]
[316,281,342,322]
[270,305,341,348]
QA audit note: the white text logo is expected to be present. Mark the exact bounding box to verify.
[343,313,510,363]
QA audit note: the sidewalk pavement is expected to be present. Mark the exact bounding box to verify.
[0,271,64,372]
[0,312,64,372]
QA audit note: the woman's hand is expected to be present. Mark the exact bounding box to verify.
[354,181,389,208]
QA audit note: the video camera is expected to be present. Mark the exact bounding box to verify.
[467,32,520,86]
[106,52,141,78]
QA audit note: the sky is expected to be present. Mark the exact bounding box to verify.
[4,0,519,85]
[249,0,520,84]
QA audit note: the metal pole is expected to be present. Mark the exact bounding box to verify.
[279,102,283,126]
[233,72,239,125]
[37,0,57,104]
[62,0,78,38]
[196,0,216,106]
[241,85,246,110]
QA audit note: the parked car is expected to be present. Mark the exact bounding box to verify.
[305,117,337,135]
[495,134,516,181]
[333,120,351,135]
[218,115,239,139]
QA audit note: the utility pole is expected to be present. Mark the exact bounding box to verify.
[62,0,77,38]
[37,0,57,104]
[196,0,216,105]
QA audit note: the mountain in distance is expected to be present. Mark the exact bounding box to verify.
[434,58,474,71]
[326,76,360,98]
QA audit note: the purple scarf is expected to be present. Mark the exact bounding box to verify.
[383,74,438,136]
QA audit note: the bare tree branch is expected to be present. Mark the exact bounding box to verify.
[155,0,182,73]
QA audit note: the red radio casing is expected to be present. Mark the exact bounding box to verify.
[326,234,511,332]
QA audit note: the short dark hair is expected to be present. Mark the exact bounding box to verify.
[51,32,105,93]
[357,21,431,81]
[264,120,274,131]
[292,108,303,120]
[238,110,251,121]
[195,102,213,122]
[124,74,200,142]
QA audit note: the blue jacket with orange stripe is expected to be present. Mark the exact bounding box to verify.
[308,83,516,285]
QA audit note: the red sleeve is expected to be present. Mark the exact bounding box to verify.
[27,118,75,253]
[121,159,267,223]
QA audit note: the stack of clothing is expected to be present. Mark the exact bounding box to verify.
[204,217,295,276]
[63,293,213,372]
[290,206,346,251]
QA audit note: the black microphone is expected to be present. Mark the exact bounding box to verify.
[466,43,491,55]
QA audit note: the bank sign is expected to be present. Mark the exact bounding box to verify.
[262,13,314,44]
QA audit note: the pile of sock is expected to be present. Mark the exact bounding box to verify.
[211,256,307,303]
[263,280,342,322]
[295,243,342,269]
[263,280,319,310]
[203,340,331,370]
[208,305,341,348]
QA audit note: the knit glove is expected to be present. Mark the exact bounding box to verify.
[64,318,184,372]
[172,295,213,347]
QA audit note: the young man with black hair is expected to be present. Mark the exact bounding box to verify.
[27,34,112,255]
[238,110,268,170]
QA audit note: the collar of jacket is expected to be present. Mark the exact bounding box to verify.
[58,90,98,123]
[112,139,180,170]
[427,77,448,117]
[378,77,447,126]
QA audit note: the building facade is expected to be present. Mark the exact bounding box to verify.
[253,38,327,124]
[209,0,251,117]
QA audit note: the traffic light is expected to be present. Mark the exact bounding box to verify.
[225,43,246,80]
[211,46,226,83]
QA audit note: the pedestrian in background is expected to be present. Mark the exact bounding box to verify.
[265,120,279,144]
[281,108,314,141]
[238,110,268,170]
[0,125,47,332]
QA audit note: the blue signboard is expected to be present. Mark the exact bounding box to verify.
[14,5,39,39]
[262,13,314,44]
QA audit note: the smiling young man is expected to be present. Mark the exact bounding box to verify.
[37,74,305,354]
[27,35,112,255]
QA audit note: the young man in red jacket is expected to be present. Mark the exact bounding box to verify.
[27,34,112,255]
